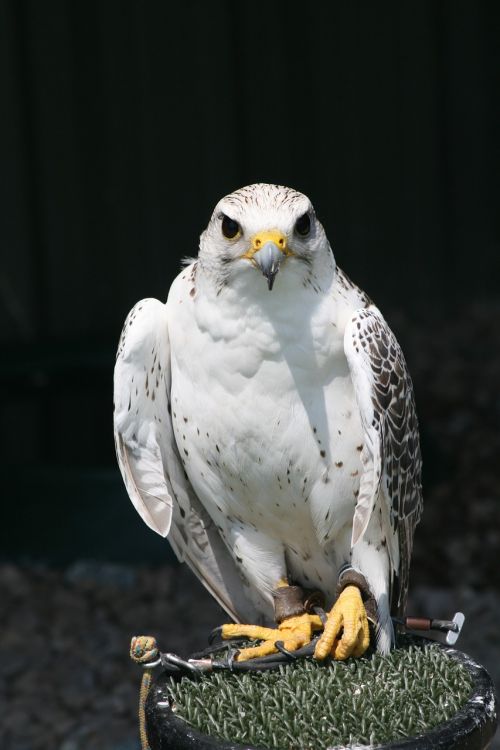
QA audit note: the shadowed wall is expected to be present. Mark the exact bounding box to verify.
[1,2,499,575]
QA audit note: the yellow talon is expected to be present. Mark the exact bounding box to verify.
[221,623,278,642]
[220,613,324,662]
[314,585,370,661]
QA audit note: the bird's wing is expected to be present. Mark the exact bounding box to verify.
[113,298,257,623]
[344,306,423,616]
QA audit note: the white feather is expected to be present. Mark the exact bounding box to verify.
[113,297,259,623]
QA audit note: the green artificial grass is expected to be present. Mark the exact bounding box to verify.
[165,640,473,749]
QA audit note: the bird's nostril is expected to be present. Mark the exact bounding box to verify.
[255,239,261,248]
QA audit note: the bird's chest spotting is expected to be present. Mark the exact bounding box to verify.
[168,288,364,537]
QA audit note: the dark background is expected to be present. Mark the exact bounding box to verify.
[1,1,499,582]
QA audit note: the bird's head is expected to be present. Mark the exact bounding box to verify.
[199,183,333,292]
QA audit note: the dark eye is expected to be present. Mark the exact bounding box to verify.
[221,214,241,239]
[294,212,311,237]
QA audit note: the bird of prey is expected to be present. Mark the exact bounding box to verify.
[114,183,422,661]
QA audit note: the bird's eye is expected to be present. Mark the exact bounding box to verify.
[294,212,311,237]
[221,214,241,239]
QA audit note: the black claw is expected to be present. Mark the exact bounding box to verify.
[227,648,240,670]
[313,606,328,626]
[274,640,299,660]
[208,626,223,645]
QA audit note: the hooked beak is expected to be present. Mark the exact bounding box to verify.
[253,242,282,290]
[242,230,293,291]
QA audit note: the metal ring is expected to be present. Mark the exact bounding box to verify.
[142,657,162,669]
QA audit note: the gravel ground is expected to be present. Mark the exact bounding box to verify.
[1,562,223,750]
[1,562,498,750]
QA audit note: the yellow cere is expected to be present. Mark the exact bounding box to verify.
[242,229,295,261]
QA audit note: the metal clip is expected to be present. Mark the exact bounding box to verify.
[398,611,466,645]
[444,612,465,645]
[160,652,205,675]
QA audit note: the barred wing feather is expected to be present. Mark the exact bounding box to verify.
[344,307,423,616]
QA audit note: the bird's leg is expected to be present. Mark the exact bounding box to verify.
[221,581,324,661]
[314,568,374,660]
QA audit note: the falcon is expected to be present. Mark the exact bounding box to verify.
[114,183,422,661]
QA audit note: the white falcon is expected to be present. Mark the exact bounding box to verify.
[114,183,422,660]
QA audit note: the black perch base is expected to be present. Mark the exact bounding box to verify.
[144,640,497,750]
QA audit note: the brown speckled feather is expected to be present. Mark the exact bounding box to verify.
[345,305,423,617]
